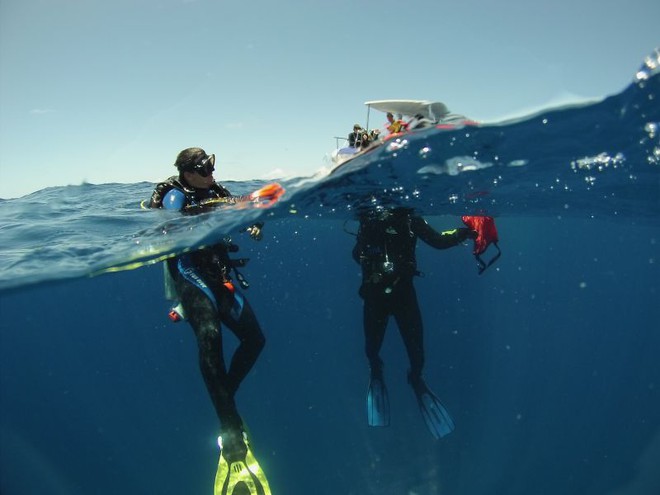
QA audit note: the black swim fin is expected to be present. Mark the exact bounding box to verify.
[215,429,271,495]
[367,376,390,427]
[411,378,455,439]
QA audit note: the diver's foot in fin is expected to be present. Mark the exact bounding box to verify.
[367,369,390,427]
[409,374,455,439]
[215,428,272,495]
[218,428,248,463]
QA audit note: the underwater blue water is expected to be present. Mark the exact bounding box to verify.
[1,54,659,494]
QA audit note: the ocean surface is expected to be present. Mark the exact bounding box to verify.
[1,52,659,494]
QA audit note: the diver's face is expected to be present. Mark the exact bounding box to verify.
[183,169,215,189]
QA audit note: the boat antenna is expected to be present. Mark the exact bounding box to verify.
[365,103,371,131]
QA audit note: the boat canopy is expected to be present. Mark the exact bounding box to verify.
[365,99,450,120]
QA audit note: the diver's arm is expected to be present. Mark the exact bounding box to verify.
[162,188,267,240]
[412,216,476,249]
[162,189,230,214]
[197,183,285,211]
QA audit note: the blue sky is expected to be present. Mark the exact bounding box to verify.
[1,0,658,199]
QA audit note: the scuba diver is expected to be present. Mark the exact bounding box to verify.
[148,147,274,495]
[352,207,480,439]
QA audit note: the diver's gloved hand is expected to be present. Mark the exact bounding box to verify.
[456,227,478,242]
[245,222,264,241]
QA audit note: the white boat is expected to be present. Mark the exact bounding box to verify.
[331,99,476,165]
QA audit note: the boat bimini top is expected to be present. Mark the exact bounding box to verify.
[365,100,449,121]
[363,99,469,131]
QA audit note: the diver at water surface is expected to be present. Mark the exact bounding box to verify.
[352,207,482,439]
[149,147,273,495]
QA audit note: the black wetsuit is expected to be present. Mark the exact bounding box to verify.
[150,176,265,436]
[352,208,474,382]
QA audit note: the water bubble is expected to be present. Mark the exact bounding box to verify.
[644,122,658,138]
[418,146,432,159]
[650,147,660,165]
[385,139,409,154]
[571,152,626,171]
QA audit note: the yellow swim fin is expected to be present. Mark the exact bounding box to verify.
[214,432,271,495]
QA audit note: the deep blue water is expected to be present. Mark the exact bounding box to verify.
[1,53,659,494]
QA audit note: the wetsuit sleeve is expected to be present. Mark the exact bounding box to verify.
[412,216,475,249]
[163,189,186,210]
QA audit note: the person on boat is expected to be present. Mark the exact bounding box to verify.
[352,207,477,439]
[348,124,364,148]
[406,113,435,130]
[359,129,380,150]
[385,112,406,134]
[148,147,271,495]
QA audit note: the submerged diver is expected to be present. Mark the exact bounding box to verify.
[352,207,478,439]
[148,147,272,495]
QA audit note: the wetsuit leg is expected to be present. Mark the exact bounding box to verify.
[175,276,243,432]
[218,293,266,398]
[363,291,390,375]
[391,278,425,380]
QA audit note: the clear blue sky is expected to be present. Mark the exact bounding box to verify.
[1,0,658,198]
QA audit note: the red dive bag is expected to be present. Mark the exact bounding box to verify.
[462,215,501,274]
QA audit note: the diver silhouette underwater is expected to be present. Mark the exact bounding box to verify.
[148,147,284,495]
[352,207,499,439]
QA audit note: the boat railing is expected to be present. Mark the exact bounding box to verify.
[333,136,349,149]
